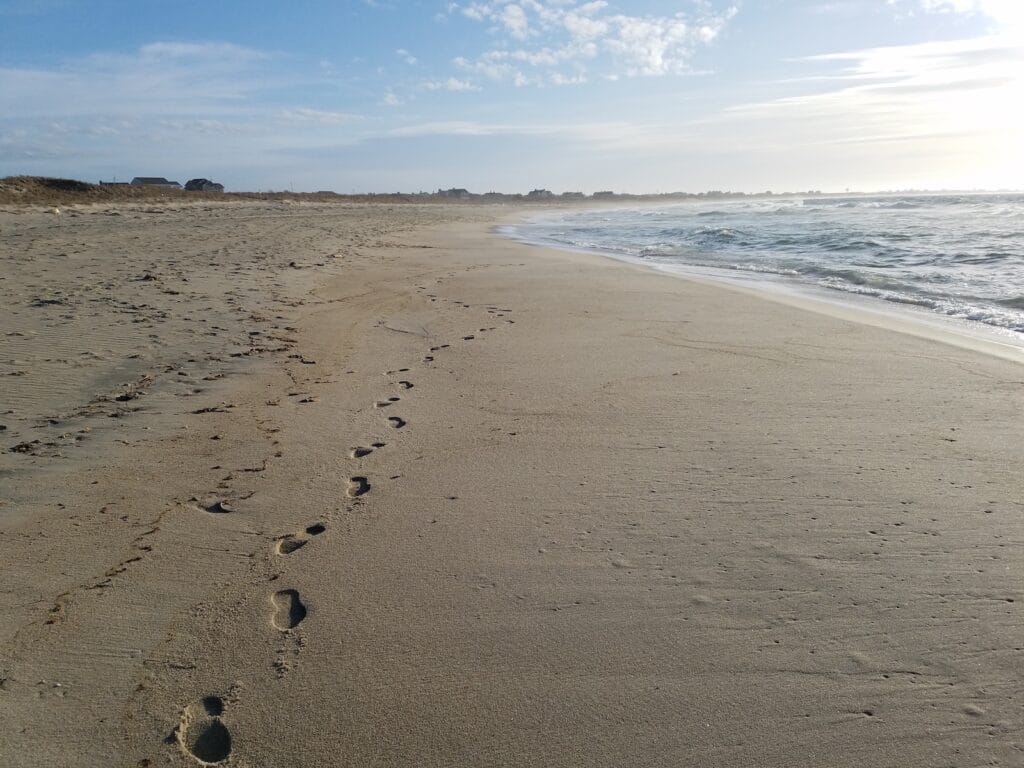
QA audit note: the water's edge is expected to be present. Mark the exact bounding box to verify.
[500,212,1024,363]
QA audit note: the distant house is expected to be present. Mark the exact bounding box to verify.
[131,177,182,189]
[560,191,585,200]
[527,189,554,199]
[592,190,616,199]
[185,178,225,192]
[437,188,471,199]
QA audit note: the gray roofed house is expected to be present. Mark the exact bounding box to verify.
[185,178,225,192]
[130,177,182,188]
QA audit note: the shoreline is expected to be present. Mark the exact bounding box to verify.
[502,207,1024,365]
[2,203,1023,766]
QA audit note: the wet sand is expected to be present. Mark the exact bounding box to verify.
[1,201,1022,766]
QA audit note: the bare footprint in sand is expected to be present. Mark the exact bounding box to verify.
[387,416,406,429]
[271,589,307,630]
[177,696,231,765]
[274,522,327,555]
[351,442,386,459]
[347,476,370,497]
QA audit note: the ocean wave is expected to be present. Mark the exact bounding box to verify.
[996,295,1024,310]
[516,195,1024,337]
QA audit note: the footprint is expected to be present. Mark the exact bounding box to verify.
[351,443,386,458]
[387,416,406,429]
[347,476,370,497]
[398,380,413,389]
[202,500,234,514]
[177,696,231,765]
[274,521,326,555]
[462,335,475,341]
[276,536,307,555]
[373,397,400,408]
[271,589,307,630]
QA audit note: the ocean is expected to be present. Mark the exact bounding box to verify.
[507,194,1024,347]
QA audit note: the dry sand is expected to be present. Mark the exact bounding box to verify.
[1,201,1022,767]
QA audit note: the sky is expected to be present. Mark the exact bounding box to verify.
[1,0,1022,193]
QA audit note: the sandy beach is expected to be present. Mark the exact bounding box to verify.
[1,200,1022,767]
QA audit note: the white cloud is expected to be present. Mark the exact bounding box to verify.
[385,118,635,142]
[550,71,587,85]
[563,9,608,41]
[0,40,375,183]
[501,4,530,39]
[894,0,1024,31]
[605,15,698,75]
[396,48,417,65]
[705,33,1024,187]
[388,120,494,137]
[424,77,481,91]
[278,108,361,125]
[0,41,276,120]
[447,0,736,85]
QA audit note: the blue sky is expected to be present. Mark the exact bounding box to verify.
[1,0,1021,193]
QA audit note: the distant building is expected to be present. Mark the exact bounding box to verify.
[437,187,471,199]
[131,177,182,189]
[185,178,225,192]
[560,191,585,200]
[527,189,554,199]
[592,190,616,199]
[99,181,130,187]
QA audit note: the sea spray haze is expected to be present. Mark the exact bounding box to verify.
[511,194,1024,341]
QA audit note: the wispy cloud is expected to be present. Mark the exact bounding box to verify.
[424,77,481,91]
[385,117,636,142]
[0,41,275,118]
[891,0,1024,31]
[696,32,1024,188]
[0,41,373,181]
[277,108,362,125]
[445,0,736,87]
